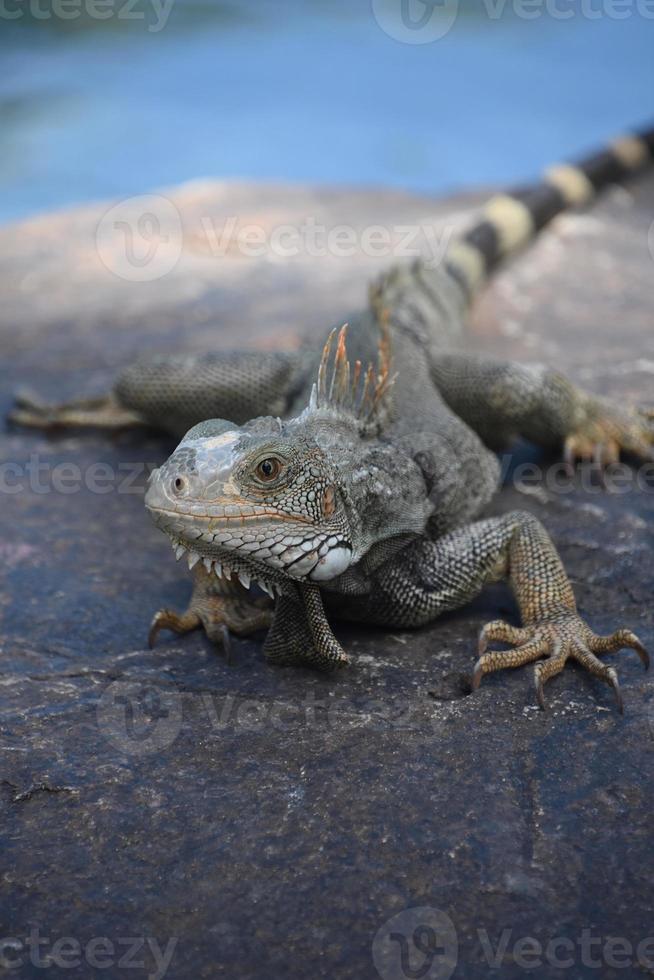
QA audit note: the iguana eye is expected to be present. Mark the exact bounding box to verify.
[255,457,282,482]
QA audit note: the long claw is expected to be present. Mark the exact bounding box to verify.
[594,629,650,670]
[220,624,233,665]
[532,640,565,711]
[563,439,575,477]
[534,665,547,711]
[636,642,650,671]
[148,610,171,649]
[620,631,650,670]
[471,658,483,692]
[607,667,624,715]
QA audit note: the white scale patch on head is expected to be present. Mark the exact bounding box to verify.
[183,431,240,450]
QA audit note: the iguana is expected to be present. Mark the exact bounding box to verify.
[11,127,654,710]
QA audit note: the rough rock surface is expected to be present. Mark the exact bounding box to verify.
[1,176,653,979]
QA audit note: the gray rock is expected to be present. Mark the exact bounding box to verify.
[1,177,653,979]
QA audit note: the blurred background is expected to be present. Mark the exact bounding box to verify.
[1,0,653,225]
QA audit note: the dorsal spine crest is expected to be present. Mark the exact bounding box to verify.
[311,322,395,433]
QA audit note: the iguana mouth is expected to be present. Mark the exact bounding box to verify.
[166,537,283,598]
[148,483,353,585]
[145,501,315,525]
[158,522,353,586]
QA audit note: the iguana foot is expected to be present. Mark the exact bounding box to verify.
[8,392,142,430]
[472,614,649,711]
[148,566,273,657]
[564,401,654,468]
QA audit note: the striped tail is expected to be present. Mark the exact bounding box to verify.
[445,125,654,297]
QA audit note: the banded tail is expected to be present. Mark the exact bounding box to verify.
[446,125,654,297]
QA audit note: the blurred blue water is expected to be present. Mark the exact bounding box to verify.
[0,0,652,224]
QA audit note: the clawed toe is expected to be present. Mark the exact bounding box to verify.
[472,635,548,691]
[148,606,237,661]
[606,667,623,715]
[477,619,530,655]
[148,608,201,648]
[592,628,650,669]
[472,613,648,713]
[563,402,654,469]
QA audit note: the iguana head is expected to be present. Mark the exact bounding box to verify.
[145,326,432,595]
[145,414,356,593]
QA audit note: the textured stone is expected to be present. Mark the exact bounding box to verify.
[1,176,653,979]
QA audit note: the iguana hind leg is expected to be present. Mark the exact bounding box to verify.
[347,511,648,710]
[430,353,654,463]
[10,349,315,438]
[8,392,144,431]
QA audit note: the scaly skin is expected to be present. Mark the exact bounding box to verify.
[10,126,654,709]
[142,311,652,709]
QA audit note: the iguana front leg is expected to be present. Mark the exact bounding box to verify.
[151,568,349,671]
[430,353,654,463]
[344,511,648,710]
[263,583,350,670]
[149,565,273,656]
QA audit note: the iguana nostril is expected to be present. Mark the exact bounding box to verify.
[172,476,187,495]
